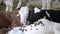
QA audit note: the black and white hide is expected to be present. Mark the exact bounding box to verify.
[28,10,60,24]
[27,7,51,25]
[19,6,53,25]
[46,10,60,23]
[8,18,60,34]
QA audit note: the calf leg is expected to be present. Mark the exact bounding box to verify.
[6,5,9,11]
[9,0,14,11]
[16,0,22,9]
[47,0,52,10]
[5,0,14,11]
[42,0,47,10]
[9,4,13,11]
[0,0,2,4]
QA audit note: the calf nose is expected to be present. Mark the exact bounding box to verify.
[20,19,26,26]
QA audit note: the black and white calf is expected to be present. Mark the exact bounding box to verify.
[8,18,60,34]
[7,20,45,34]
[19,6,51,25]
[19,5,54,25]
[28,10,60,25]
[27,8,51,25]
[19,3,60,25]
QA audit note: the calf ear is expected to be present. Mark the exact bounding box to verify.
[43,16,46,19]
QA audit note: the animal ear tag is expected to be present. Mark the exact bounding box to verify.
[17,13,20,17]
[43,16,46,19]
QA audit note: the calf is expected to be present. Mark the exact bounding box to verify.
[19,5,29,26]
[27,7,51,25]
[39,18,60,34]
[8,18,55,34]
[28,10,60,25]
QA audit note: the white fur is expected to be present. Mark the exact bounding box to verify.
[8,19,60,34]
[19,6,29,25]
[36,19,54,34]
[0,0,22,11]
[8,23,43,34]
[34,7,41,13]
[39,19,60,34]
[8,27,24,34]
[24,23,45,34]
[52,22,60,34]
[45,11,50,17]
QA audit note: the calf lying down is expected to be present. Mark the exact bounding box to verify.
[7,19,60,34]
